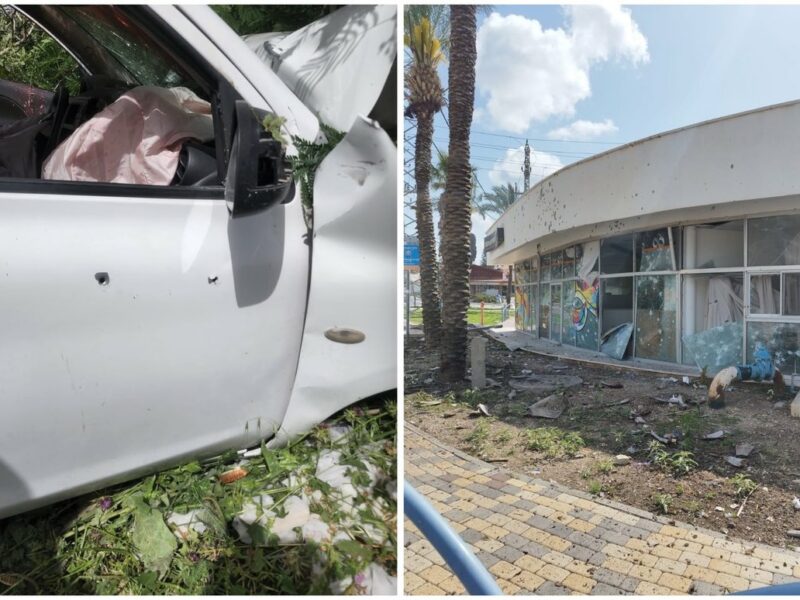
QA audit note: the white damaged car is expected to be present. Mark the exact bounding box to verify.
[0,5,397,518]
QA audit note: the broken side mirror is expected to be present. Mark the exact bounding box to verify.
[225,100,294,217]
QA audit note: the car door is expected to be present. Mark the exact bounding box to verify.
[0,6,311,518]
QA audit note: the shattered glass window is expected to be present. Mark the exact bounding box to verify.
[748,215,800,267]
[783,273,800,316]
[636,228,674,272]
[528,284,538,333]
[746,321,800,372]
[562,247,577,279]
[550,251,564,280]
[601,234,634,274]
[539,284,550,338]
[635,275,677,362]
[681,274,744,372]
[750,274,780,315]
[541,253,551,282]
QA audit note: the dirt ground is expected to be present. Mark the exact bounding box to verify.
[405,331,800,549]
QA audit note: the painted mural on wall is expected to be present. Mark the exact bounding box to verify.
[574,241,600,350]
[514,266,525,330]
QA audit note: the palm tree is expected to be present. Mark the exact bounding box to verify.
[405,6,448,348]
[440,5,477,383]
[475,183,519,218]
[431,149,478,263]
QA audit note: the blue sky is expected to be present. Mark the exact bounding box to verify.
[405,5,800,259]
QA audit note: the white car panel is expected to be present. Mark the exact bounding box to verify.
[0,192,309,518]
[271,116,397,446]
[242,5,397,133]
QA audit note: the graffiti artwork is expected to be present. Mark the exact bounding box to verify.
[572,279,599,331]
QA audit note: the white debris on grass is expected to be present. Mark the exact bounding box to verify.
[354,563,397,595]
[327,425,352,443]
[166,509,210,539]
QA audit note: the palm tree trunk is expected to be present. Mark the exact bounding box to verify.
[414,109,443,348]
[440,5,477,383]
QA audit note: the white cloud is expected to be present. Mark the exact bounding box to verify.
[476,6,648,133]
[547,118,618,141]
[487,145,564,189]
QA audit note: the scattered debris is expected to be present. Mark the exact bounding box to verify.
[634,416,647,425]
[613,454,631,466]
[788,530,800,539]
[709,366,738,405]
[509,374,583,394]
[527,394,567,419]
[774,401,787,409]
[416,399,442,407]
[702,430,725,440]
[507,390,517,401]
[473,403,491,417]
[682,376,691,385]
[735,443,755,458]
[792,391,800,418]
[600,398,630,408]
[650,431,679,445]
[219,466,248,484]
[600,381,624,389]
[793,497,800,510]
[725,456,744,468]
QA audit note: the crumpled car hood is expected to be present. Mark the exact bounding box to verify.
[243,5,396,133]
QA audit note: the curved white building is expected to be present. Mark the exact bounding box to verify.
[486,100,800,374]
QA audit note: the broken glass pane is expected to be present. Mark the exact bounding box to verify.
[637,228,673,272]
[750,274,780,315]
[550,251,564,281]
[601,322,633,360]
[748,215,800,267]
[635,275,677,362]
[682,321,743,374]
[601,234,634,274]
[746,321,800,372]
[541,253,551,282]
[681,274,744,366]
[602,277,633,337]
[783,273,800,316]
[562,247,577,279]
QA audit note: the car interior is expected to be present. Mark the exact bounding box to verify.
[0,6,220,187]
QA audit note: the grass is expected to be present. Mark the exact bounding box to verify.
[465,421,491,457]
[729,474,758,498]
[648,441,698,477]
[524,427,585,458]
[0,400,396,595]
[409,307,504,327]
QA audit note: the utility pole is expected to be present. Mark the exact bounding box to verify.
[522,139,531,192]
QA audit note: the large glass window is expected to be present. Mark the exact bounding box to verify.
[681,274,744,371]
[750,274,781,315]
[600,234,634,274]
[784,273,800,316]
[635,275,677,362]
[539,285,550,338]
[748,215,800,267]
[683,221,743,269]
[747,322,800,372]
[636,228,674,272]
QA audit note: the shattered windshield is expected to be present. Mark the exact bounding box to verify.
[61,6,192,89]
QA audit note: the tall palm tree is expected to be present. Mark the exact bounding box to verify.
[405,6,448,348]
[440,5,477,383]
[432,149,478,263]
[475,183,519,218]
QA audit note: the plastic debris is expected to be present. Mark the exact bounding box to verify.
[474,403,491,417]
[793,498,800,511]
[167,509,210,539]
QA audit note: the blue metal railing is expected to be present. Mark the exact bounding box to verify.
[404,481,502,595]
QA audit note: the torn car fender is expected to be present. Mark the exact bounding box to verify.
[270,116,396,446]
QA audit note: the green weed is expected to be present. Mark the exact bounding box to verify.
[524,428,584,459]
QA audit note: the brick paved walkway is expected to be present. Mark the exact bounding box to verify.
[404,425,800,595]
